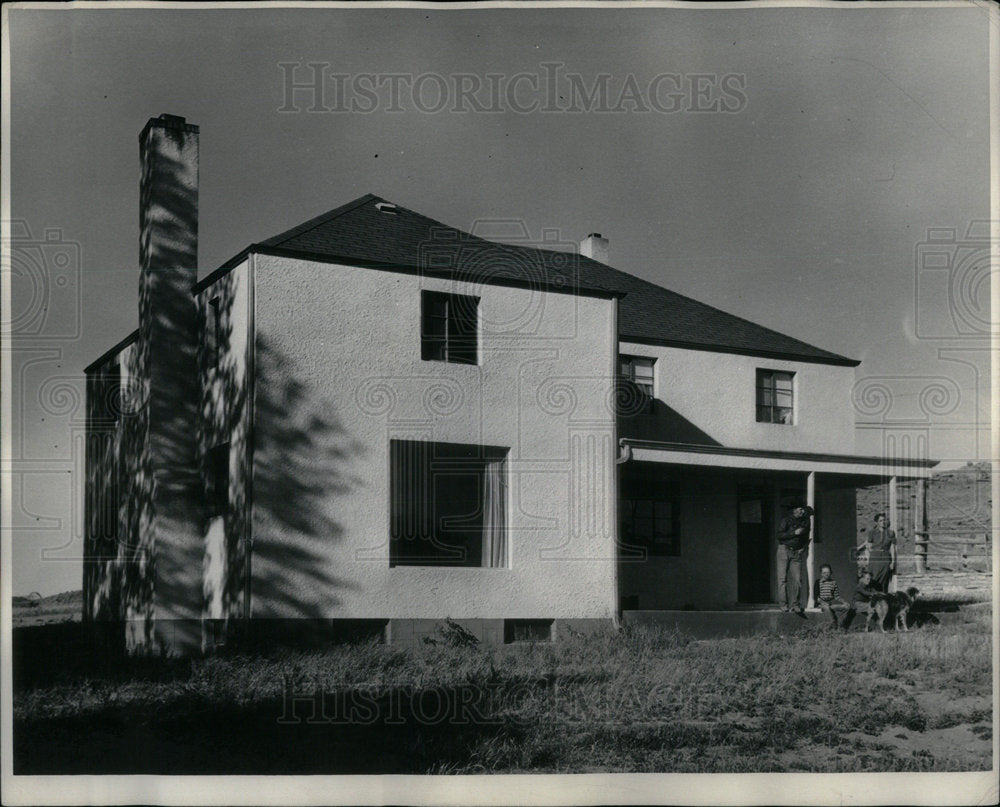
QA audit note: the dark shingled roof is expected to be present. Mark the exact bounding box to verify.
[220,193,858,366]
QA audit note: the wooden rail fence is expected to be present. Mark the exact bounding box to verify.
[911,531,991,574]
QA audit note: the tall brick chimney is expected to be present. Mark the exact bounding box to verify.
[140,114,199,271]
[133,114,203,654]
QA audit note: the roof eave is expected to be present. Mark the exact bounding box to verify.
[203,244,627,300]
[620,333,861,368]
[620,438,939,469]
[84,329,140,373]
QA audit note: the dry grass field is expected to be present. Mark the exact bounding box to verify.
[13,605,992,774]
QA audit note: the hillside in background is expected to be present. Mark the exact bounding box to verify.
[858,462,991,540]
[857,462,992,580]
[12,589,82,628]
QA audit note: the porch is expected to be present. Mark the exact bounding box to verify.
[616,438,938,613]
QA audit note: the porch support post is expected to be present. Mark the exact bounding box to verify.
[888,475,899,593]
[806,471,816,608]
[914,478,928,574]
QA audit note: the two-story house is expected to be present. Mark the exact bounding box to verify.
[83,115,936,654]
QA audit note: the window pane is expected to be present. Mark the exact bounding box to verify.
[448,294,478,364]
[652,529,673,544]
[391,439,507,567]
[505,619,553,643]
[450,309,475,335]
[634,362,654,383]
[654,501,672,520]
[422,292,478,364]
[633,517,653,538]
[422,336,446,362]
[622,356,655,384]
[449,340,476,365]
[756,369,794,425]
[425,295,448,318]
[421,293,447,361]
[634,500,653,518]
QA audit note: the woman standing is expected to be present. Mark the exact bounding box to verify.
[865,513,897,592]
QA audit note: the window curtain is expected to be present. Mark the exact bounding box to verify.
[390,440,431,557]
[481,457,507,568]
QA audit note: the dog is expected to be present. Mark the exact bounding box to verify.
[867,587,920,633]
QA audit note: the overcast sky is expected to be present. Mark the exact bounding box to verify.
[5,2,992,595]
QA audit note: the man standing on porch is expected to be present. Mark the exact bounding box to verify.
[777,503,814,614]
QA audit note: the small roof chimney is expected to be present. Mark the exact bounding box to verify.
[580,232,609,265]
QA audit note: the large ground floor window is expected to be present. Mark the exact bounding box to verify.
[390,440,509,568]
[619,468,682,557]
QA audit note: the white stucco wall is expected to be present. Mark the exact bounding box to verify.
[250,255,618,620]
[619,341,857,455]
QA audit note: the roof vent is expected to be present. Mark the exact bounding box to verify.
[375,202,398,215]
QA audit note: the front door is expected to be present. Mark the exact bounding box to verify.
[737,489,771,603]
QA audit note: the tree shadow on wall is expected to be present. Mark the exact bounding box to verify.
[243,334,366,623]
[85,131,367,651]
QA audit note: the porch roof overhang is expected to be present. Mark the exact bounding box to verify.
[620,438,938,479]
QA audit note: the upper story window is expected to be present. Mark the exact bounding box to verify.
[421,290,479,365]
[619,355,655,414]
[756,369,794,425]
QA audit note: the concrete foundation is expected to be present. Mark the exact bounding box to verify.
[623,608,823,638]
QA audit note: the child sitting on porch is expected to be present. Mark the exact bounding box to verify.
[812,563,850,629]
[841,568,882,631]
